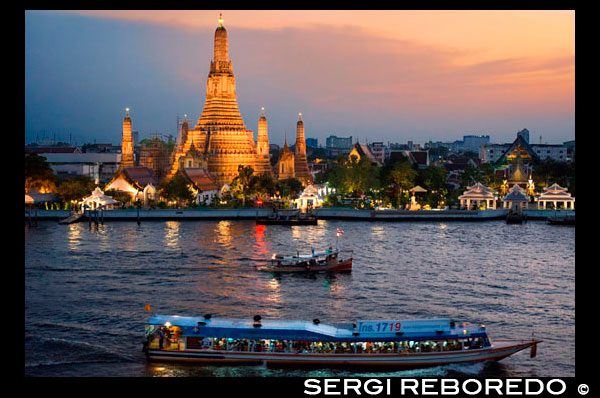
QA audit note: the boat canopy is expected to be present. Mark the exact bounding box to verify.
[272,249,336,261]
[146,315,487,342]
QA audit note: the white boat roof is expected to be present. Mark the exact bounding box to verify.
[146,315,486,340]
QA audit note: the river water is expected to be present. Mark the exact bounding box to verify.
[25,219,574,377]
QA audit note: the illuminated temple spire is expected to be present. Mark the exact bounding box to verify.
[120,108,135,168]
[195,13,246,130]
[254,107,273,176]
[294,112,312,186]
[167,14,257,185]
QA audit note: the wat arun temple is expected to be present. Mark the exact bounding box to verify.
[120,15,312,187]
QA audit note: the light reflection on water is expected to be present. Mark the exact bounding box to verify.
[25,220,574,377]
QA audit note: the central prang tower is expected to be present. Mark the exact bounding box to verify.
[169,14,258,185]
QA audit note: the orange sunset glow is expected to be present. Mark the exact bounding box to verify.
[25,10,574,144]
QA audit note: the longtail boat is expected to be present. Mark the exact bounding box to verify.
[256,248,352,273]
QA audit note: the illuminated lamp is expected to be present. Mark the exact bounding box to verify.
[165,321,171,327]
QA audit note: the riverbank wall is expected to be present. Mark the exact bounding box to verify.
[25,208,574,222]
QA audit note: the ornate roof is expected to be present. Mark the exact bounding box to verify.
[494,134,539,167]
[502,185,529,202]
[180,167,220,192]
[458,182,496,200]
[537,183,574,201]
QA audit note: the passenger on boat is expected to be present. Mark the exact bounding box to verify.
[158,327,165,349]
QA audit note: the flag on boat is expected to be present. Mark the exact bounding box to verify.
[143,303,152,312]
[336,228,344,237]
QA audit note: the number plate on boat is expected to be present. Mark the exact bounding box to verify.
[357,321,402,333]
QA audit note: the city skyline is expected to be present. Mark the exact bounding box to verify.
[25,10,575,146]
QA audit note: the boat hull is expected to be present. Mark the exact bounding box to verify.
[257,258,352,273]
[146,340,536,368]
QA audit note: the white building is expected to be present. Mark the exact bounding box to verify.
[530,144,568,161]
[39,152,121,183]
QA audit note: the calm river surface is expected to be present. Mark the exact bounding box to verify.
[25,219,574,377]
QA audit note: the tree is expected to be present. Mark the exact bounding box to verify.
[417,165,448,208]
[459,165,481,190]
[56,176,95,203]
[532,158,575,191]
[276,178,303,200]
[253,173,276,200]
[480,163,501,189]
[328,156,380,196]
[230,165,256,206]
[105,189,134,207]
[387,161,417,208]
[25,153,57,193]
[159,174,194,207]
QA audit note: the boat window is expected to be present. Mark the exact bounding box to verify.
[146,325,183,350]
[171,336,485,355]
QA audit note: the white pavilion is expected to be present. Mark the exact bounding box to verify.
[501,185,530,209]
[80,187,118,210]
[294,184,324,211]
[458,182,497,210]
[536,183,575,210]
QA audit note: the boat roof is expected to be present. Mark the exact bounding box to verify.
[273,249,337,260]
[146,315,487,342]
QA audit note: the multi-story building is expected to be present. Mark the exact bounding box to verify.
[37,152,121,184]
[386,143,409,160]
[368,142,386,164]
[325,135,353,156]
[480,135,569,163]
[530,144,568,161]
[462,135,490,153]
[305,138,318,148]
[480,144,511,163]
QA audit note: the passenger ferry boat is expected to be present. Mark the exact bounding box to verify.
[143,314,541,368]
[256,248,352,273]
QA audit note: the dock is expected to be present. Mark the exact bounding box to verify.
[58,211,85,224]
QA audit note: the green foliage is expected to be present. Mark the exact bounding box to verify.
[230,165,256,206]
[417,165,448,208]
[532,159,575,192]
[459,165,481,190]
[479,163,501,188]
[386,160,417,208]
[159,174,195,207]
[314,168,332,184]
[105,189,133,206]
[56,176,96,202]
[276,178,303,200]
[328,156,380,196]
[25,153,58,193]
